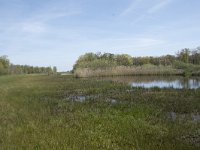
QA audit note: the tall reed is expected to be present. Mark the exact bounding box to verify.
[74,65,183,77]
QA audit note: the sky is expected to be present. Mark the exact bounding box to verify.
[0,0,200,71]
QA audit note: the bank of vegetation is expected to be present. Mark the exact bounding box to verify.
[74,47,200,77]
[0,55,57,75]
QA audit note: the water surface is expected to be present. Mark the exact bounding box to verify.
[98,76,200,89]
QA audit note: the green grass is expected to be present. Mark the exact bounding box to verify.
[0,75,199,149]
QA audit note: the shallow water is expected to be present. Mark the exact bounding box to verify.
[67,95,86,102]
[66,95,119,104]
[168,112,200,122]
[98,76,200,89]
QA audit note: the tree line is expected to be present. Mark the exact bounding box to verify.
[73,47,200,70]
[0,56,57,75]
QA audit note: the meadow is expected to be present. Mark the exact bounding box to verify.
[0,75,199,149]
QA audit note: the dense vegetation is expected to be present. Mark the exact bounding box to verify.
[0,55,57,75]
[0,75,199,149]
[73,47,200,77]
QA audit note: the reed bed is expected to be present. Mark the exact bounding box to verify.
[74,65,183,77]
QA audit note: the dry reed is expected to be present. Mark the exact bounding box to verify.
[74,66,183,77]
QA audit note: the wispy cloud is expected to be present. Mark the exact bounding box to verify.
[1,0,82,35]
[81,37,166,53]
[21,22,46,33]
[120,0,173,24]
[33,0,82,22]
[147,0,172,14]
[32,10,81,22]
[119,0,143,17]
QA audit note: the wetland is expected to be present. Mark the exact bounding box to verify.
[0,75,199,149]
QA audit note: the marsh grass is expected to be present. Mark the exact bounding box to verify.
[74,65,183,77]
[0,75,199,149]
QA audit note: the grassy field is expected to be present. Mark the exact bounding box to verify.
[0,75,199,149]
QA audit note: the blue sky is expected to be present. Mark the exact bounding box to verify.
[0,0,200,71]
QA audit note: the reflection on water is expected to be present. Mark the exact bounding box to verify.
[132,79,200,89]
[97,76,200,89]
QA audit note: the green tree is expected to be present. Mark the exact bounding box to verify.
[177,48,190,63]
[116,54,133,66]
[53,66,57,74]
[73,53,98,70]
[0,55,10,75]
[190,47,200,64]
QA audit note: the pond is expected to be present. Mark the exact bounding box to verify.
[98,76,200,89]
